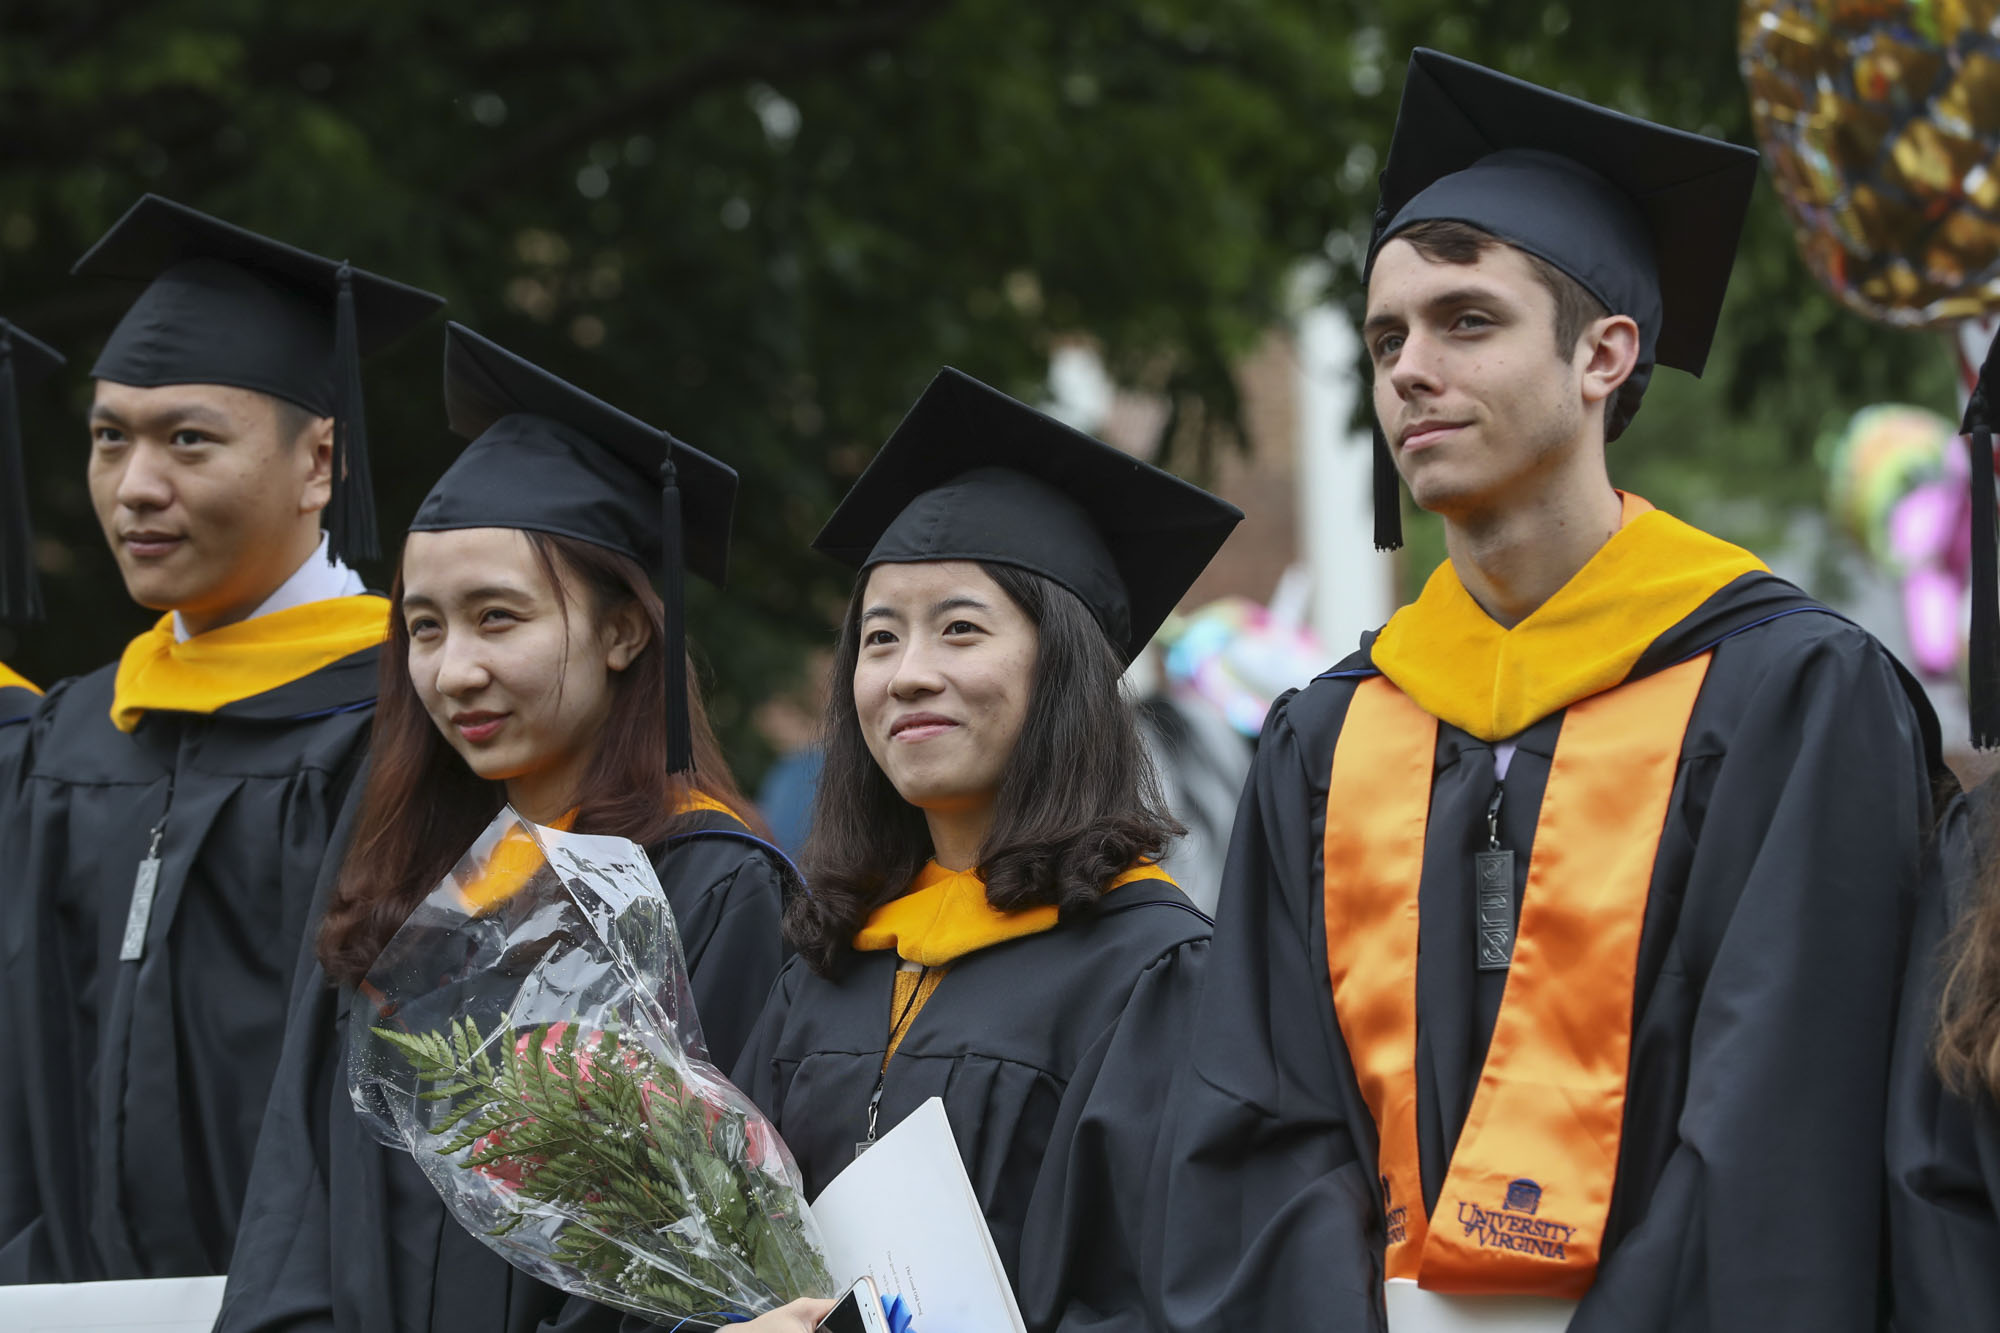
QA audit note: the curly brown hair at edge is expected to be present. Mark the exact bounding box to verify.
[316,529,760,987]
[783,559,1182,977]
[1936,802,2000,1101]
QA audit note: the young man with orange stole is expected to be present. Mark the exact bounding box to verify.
[1149,50,1945,1332]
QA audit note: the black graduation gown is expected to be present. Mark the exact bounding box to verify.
[213,810,791,1333]
[1886,780,2000,1331]
[730,875,1210,1333]
[0,643,382,1284]
[1149,572,1943,1332]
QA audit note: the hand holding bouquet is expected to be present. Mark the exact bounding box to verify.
[349,810,832,1323]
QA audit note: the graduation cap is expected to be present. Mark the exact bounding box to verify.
[1964,331,2000,749]
[0,320,65,622]
[812,367,1243,663]
[1363,49,1761,549]
[412,322,739,773]
[72,194,445,565]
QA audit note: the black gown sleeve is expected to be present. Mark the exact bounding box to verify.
[728,960,803,1116]
[1147,689,1384,1332]
[213,770,370,1333]
[211,976,343,1332]
[1016,937,1208,1333]
[0,685,72,1284]
[657,836,789,1075]
[1573,634,1929,1332]
[1887,788,2000,1331]
[0,698,42,1282]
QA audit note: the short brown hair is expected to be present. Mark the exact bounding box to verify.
[1936,802,2000,1101]
[1391,219,1611,361]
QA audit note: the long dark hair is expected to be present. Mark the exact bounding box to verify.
[786,561,1182,976]
[1937,799,2000,1099]
[319,530,759,986]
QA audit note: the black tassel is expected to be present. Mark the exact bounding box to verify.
[325,262,378,565]
[1366,182,1402,552]
[1371,421,1403,552]
[0,336,41,621]
[1970,422,2000,748]
[660,454,691,774]
[1963,330,2000,749]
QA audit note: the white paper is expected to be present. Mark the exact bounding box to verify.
[0,1275,227,1332]
[810,1097,1027,1333]
[1385,1278,1576,1333]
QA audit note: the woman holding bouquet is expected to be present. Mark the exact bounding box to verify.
[215,325,792,1333]
[729,369,1241,1332]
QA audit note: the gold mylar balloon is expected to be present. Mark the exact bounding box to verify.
[1741,0,2000,326]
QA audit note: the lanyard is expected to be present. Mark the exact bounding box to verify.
[856,963,930,1159]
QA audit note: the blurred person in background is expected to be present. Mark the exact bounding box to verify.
[1132,582,1325,914]
[1126,641,1247,917]
[753,647,832,858]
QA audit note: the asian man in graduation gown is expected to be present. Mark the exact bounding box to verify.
[0,195,443,1284]
[0,318,64,729]
[1149,50,1947,1333]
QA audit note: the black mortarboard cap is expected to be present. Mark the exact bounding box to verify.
[415,322,738,773]
[812,368,1243,663]
[0,320,64,622]
[1362,49,1760,549]
[1964,330,2000,749]
[72,194,445,565]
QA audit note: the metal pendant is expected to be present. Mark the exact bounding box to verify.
[1474,848,1516,972]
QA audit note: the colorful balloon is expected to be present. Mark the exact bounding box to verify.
[1741,0,2000,326]
[1822,400,1997,674]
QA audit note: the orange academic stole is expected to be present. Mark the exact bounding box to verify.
[1321,653,1710,1296]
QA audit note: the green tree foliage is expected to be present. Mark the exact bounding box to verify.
[0,0,1955,770]
[380,1017,832,1316]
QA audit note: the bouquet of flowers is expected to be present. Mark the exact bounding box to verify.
[348,809,833,1322]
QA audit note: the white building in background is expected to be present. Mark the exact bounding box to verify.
[1295,302,1396,653]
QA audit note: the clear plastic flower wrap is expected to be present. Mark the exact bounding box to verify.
[348,808,833,1324]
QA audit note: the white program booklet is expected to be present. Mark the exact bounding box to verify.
[810,1096,1027,1333]
[0,1275,227,1332]
[1385,1278,1577,1333]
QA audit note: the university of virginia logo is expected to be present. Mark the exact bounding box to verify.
[1381,1175,1408,1246]
[1455,1178,1577,1260]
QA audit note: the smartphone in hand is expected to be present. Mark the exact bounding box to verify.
[813,1277,892,1333]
